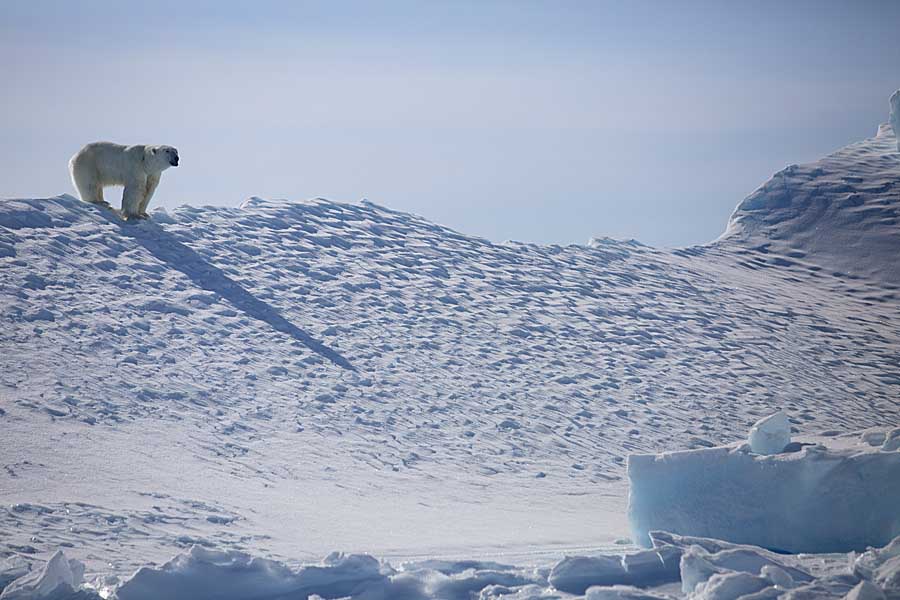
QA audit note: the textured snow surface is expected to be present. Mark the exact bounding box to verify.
[2,110,900,597]
[719,121,900,284]
[628,428,900,553]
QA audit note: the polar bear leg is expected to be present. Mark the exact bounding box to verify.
[121,176,147,219]
[138,173,160,216]
[71,168,108,206]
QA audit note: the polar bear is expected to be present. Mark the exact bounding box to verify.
[69,142,179,219]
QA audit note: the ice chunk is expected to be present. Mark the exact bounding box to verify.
[853,535,900,598]
[0,558,30,594]
[860,429,887,447]
[649,531,745,555]
[621,547,681,584]
[760,564,794,589]
[679,544,811,594]
[583,584,674,599]
[547,546,681,595]
[680,546,726,594]
[881,428,900,452]
[116,546,385,600]
[748,411,791,455]
[628,437,900,552]
[424,567,536,599]
[548,556,627,594]
[691,571,771,600]
[474,583,562,599]
[845,580,887,600]
[0,551,85,600]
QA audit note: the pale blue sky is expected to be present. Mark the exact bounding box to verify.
[2,1,899,246]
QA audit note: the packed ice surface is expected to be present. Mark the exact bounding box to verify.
[628,427,900,553]
[1,100,900,596]
[747,410,790,455]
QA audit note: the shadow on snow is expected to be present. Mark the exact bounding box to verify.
[103,212,356,372]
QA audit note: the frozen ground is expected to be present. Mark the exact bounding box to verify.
[1,116,899,597]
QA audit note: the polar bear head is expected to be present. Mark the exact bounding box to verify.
[147,145,180,171]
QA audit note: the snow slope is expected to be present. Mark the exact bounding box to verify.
[718,122,900,284]
[1,119,899,592]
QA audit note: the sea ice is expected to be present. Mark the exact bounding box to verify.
[628,427,900,552]
[0,551,85,600]
[547,555,629,594]
[115,546,384,600]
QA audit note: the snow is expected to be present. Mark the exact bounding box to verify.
[748,410,791,455]
[719,113,900,284]
[1,531,897,599]
[1,96,900,597]
[3,181,899,573]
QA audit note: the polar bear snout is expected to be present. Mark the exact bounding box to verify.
[164,147,179,167]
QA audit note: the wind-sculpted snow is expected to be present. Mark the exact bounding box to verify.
[720,122,900,284]
[1,117,900,589]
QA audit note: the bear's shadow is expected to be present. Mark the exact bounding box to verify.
[104,213,356,372]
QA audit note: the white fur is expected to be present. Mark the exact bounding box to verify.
[890,90,900,152]
[69,142,179,219]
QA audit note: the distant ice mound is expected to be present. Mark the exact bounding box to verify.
[627,425,900,553]
[718,91,900,285]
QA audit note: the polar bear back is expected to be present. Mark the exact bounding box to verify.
[69,142,155,186]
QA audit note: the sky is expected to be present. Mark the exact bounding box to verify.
[2,0,899,247]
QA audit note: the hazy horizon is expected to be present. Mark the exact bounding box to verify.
[3,0,899,247]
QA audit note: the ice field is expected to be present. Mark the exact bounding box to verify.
[1,110,899,598]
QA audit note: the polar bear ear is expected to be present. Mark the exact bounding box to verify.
[150,147,158,155]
